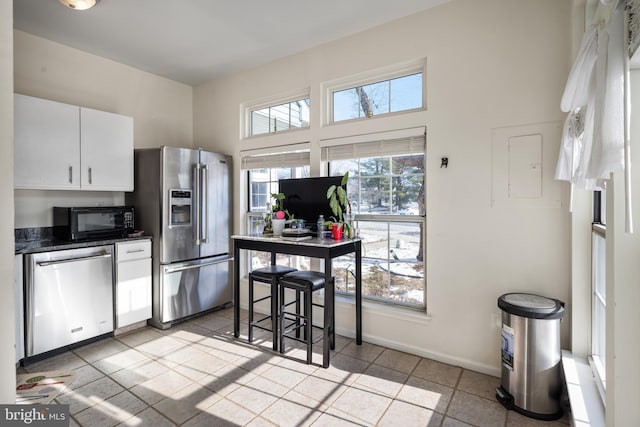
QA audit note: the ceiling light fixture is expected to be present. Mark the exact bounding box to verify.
[58,0,99,11]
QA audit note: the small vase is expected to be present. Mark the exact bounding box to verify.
[331,223,344,240]
[262,212,273,234]
[272,218,286,237]
[345,221,355,238]
[253,218,265,235]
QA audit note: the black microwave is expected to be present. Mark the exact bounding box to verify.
[53,206,135,241]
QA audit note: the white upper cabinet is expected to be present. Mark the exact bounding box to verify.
[14,94,81,189]
[80,107,134,191]
[14,94,134,191]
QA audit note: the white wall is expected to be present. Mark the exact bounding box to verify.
[0,0,16,403]
[194,0,573,374]
[14,190,124,228]
[14,31,193,150]
[13,31,194,228]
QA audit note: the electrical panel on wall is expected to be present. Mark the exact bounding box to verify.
[507,134,542,199]
[491,121,563,208]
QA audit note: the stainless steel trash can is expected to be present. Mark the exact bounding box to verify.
[496,293,565,420]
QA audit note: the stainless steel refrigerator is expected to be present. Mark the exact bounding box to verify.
[126,146,232,329]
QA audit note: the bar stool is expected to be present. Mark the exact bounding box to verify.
[279,270,335,365]
[248,265,297,350]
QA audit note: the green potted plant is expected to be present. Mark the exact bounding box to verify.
[270,192,291,236]
[326,172,353,240]
[262,192,285,235]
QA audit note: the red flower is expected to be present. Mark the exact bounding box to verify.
[274,210,286,219]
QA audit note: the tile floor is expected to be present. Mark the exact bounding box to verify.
[18,307,572,427]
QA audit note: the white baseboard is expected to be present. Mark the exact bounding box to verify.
[334,324,501,377]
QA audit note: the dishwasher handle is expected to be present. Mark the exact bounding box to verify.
[36,253,112,267]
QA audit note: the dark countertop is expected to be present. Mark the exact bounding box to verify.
[15,227,151,255]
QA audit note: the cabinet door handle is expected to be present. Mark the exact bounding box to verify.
[88,167,92,184]
[126,249,145,254]
[68,166,73,183]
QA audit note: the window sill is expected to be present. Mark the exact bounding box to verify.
[562,350,605,427]
[334,293,430,323]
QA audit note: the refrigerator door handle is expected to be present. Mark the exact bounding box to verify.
[163,257,232,273]
[202,164,209,243]
[194,163,202,245]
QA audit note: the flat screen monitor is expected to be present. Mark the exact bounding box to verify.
[278,176,344,231]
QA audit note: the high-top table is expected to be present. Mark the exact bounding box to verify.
[231,234,362,368]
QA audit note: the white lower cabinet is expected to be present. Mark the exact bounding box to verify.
[115,240,152,328]
[14,255,24,363]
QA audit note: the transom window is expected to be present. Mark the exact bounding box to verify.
[249,97,310,136]
[332,73,422,123]
[325,60,425,125]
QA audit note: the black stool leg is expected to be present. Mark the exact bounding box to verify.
[248,275,254,342]
[305,287,313,364]
[295,289,301,339]
[302,291,307,342]
[270,275,278,351]
[330,278,335,349]
[279,281,286,354]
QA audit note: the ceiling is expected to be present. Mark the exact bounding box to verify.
[13,0,450,86]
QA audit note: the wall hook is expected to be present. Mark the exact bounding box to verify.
[441,157,448,168]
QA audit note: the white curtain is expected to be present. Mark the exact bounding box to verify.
[555,0,632,232]
[555,24,598,189]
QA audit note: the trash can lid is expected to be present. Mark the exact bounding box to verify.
[498,293,565,319]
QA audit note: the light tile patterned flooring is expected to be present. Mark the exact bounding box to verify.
[18,307,572,426]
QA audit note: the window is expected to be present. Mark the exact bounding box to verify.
[249,97,310,136]
[326,61,425,124]
[332,73,422,122]
[322,130,426,308]
[591,189,606,403]
[242,148,310,271]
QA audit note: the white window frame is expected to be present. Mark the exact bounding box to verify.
[240,145,311,275]
[322,58,426,126]
[321,127,426,309]
[590,190,606,405]
[241,143,311,218]
[242,88,311,139]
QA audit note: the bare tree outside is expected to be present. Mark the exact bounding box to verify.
[353,83,425,262]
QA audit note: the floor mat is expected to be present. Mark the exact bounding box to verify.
[15,371,76,404]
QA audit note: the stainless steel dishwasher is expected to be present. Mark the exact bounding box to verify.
[25,245,114,357]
